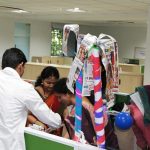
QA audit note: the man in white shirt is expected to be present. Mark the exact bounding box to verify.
[0,48,61,150]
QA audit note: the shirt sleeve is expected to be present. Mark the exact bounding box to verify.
[20,84,61,129]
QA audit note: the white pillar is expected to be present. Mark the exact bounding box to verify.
[144,7,150,84]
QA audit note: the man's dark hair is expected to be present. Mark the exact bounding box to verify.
[2,48,27,69]
[35,66,60,87]
[53,78,72,94]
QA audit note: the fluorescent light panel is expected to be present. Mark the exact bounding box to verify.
[11,9,28,13]
[66,7,85,13]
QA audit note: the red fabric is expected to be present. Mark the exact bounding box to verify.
[45,94,60,113]
[45,94,62,136]
[129,104,150,149]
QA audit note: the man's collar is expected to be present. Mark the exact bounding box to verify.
[3,67,20,79]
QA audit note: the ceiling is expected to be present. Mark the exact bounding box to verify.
[0,0,150,26]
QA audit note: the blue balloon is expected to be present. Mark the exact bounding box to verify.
[115,112,133,130]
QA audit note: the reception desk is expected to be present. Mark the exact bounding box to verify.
[22,62,71,80]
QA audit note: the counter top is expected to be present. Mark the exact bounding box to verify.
[26,62,71,69]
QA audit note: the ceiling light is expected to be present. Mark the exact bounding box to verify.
[11,9,28,13]
[107,21,135,24]
[0,6,28,13]
[66,8,85,13]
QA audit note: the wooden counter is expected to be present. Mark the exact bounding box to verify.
[119,71,143,93]
[22,62,71,80]
[22,62,144,94]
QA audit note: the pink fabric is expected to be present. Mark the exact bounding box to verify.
[129,104,150,149]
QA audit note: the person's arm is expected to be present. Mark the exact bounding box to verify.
[63,108,69,119]
[27,114,37,124]
[82,97,95,127]
[27,114,48,130]
[21,84,61,129]
[62,125,70,139]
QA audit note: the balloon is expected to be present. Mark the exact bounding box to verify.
[115,112,133,130]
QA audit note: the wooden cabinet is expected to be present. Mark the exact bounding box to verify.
[32,56,50,64]
[49,57,64,65]
[22,62,70,80]
[118,63,144,93]
[32,56,73,66]
[119,63,143,73]
[23,62,144,93]
[119,72,143,93]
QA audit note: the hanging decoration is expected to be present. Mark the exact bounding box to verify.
[65,24,119,149]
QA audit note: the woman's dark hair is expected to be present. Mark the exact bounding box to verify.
[2,48,27,69]
[35,66,59,87]
[53,78,72,94]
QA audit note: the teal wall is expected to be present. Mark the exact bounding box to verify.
[14,23,30,60]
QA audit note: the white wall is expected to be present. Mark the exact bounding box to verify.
[144,8,150,84]
[79,25,147,62]
[0,19,147,64]
[52,23,147,62]
[0,18,14,61]
[0,18,51,62]
[30,21,51,60]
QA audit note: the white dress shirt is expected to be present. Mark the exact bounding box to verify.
[0,67,61,150]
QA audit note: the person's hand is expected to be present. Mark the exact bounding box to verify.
[35,120,48,130]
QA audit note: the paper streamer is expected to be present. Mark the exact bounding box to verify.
[62,24,79,57]
[74,70,83,141]
[113,42,119,92]
[91,46,105,148]
[74,34,97,142]
[97,34,119,102]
